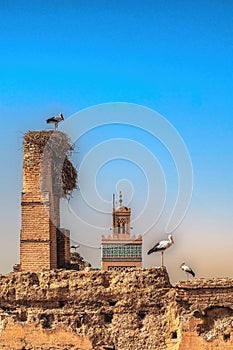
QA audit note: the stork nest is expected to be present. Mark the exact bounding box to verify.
[24,131,77,198]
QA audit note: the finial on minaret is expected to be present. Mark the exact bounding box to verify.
[119,191,123,205]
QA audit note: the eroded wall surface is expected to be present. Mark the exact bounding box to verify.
[0,269,232,350]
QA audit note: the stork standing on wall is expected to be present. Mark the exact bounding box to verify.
[71,244,80,252]
[180,262,195,278]
[147,234,174,267]
[46,113,64,130]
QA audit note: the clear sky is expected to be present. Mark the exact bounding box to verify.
[0,0,232,281]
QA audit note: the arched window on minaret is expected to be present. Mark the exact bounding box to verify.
[122,220,125,234]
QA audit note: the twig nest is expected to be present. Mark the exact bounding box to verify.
[24,131,77,198]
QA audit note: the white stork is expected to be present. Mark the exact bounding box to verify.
[46,113,64,130]
[71,244,80,251]
[147,234,174,267]
[180,262,195,278]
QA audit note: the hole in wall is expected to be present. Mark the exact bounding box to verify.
[20,310,27,322]
[108,300,117,306]
[28,272,40,286]
[223,333,230,341]
[59,300,66,307]
[40,313,55,329]
[1,306,10,312]
[138,311,146,320]
[104,313,113,323]
[171,331,177,339]
[102,276,110,288]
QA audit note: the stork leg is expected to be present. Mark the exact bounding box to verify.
[161,251,164,267]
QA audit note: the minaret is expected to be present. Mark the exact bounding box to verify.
[101,192,142,271]
[112,191,131,236]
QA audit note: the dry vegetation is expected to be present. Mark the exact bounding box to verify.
[24,131,77,198]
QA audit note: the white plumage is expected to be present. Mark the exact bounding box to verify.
[71,244,80,251]
[46,113,64,130]
[147,234,174,266]
[180,262,195,277]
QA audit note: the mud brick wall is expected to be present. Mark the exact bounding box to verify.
[175,278,233,310]
[0,268,232,350]
[0,268,171,350]
[175,278,233,350]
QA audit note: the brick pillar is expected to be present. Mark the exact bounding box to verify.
[20,131,76,272]
[20,132,60,271]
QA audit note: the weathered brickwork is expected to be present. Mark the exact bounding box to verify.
[0,268,232,349]
[175,279,233,309]
[20,131,76,271]
[57,228,71,268]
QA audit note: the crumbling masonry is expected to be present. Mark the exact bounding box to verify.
[0,268,232,349]
[20,131,77,271]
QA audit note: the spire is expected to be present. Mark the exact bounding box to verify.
[119,191,123,206]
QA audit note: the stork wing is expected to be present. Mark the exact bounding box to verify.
[147,242,159,255]
[46,117,55,123]
[186,266,195,277]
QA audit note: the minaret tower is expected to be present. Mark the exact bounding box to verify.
[112,191,131,236]
[101,192,142,271]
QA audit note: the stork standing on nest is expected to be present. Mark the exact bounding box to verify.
[147,234,174,267]
[46,113,64,130]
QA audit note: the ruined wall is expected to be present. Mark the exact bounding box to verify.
[0,268,232,349]
[175,279,233,350]
[20,131,76,271]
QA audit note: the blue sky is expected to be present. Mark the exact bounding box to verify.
[0,0,232,280]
